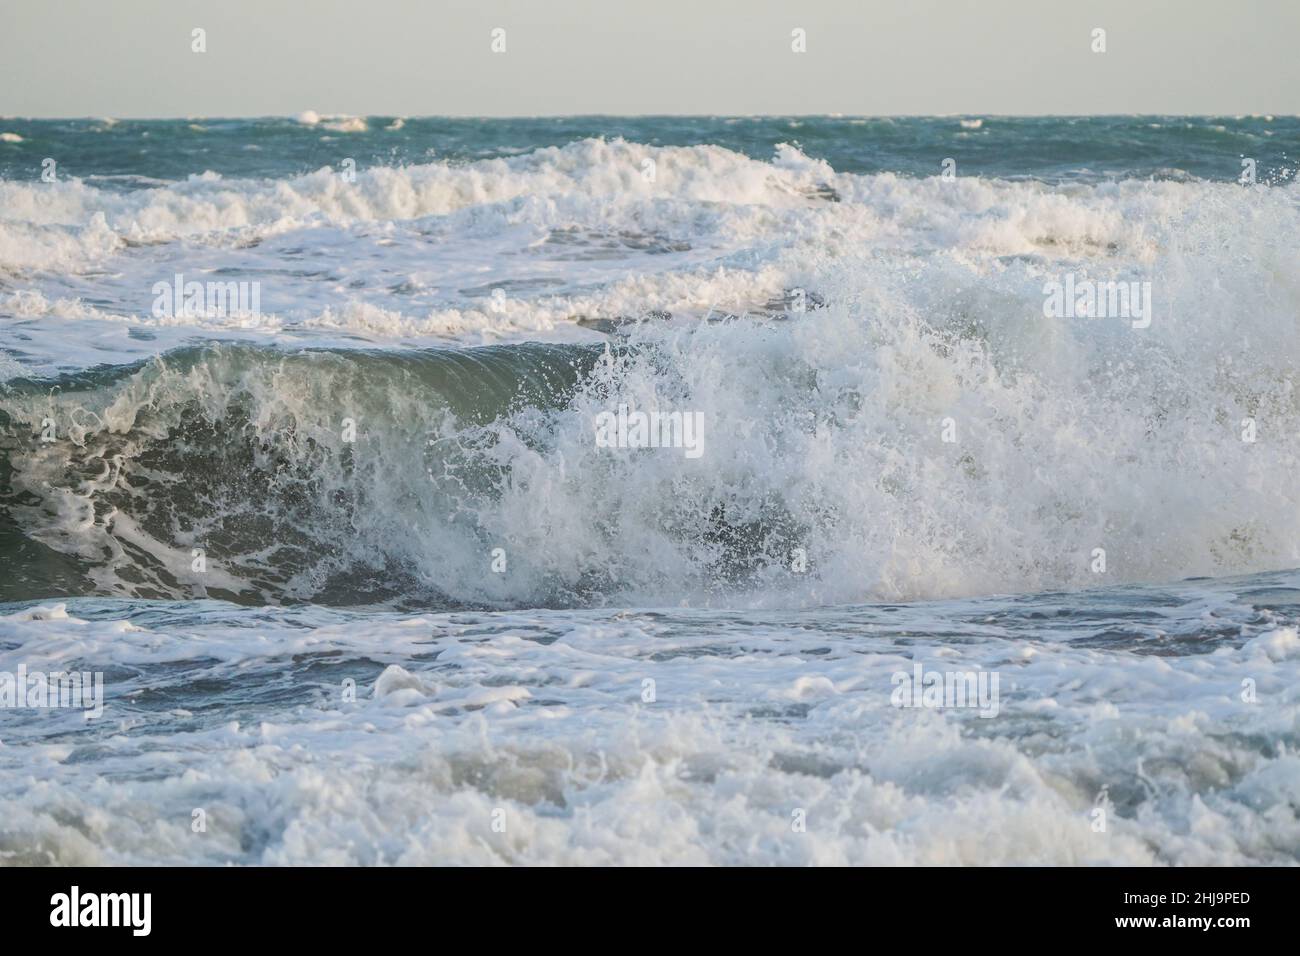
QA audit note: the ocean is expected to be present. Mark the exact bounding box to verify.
[1,115,1298,864]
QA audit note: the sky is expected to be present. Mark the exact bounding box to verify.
[2,0,1298,118]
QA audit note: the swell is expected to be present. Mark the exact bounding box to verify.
[3,137,1300,608]
[0,343,602,606]
[4,251,1300,611]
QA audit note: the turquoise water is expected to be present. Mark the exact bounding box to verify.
[2,115,1296,185]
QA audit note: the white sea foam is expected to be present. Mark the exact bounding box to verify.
[2,138,1296,367]
[0,587,1294,865]
[4,141,1300,601]
[3,137,1300,866]
[2,135,1299,604]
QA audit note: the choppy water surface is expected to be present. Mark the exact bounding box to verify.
[1,116,1298,864]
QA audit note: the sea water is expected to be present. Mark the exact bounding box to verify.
[1,115,1298,864]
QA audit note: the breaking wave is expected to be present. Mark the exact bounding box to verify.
[3,138,1300,607]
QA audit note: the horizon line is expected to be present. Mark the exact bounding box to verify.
[4,111,1297,122]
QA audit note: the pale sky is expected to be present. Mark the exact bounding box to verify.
[1,0,1297,118]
